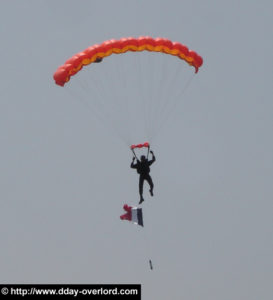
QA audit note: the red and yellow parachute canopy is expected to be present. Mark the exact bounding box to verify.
[53,36,203,86]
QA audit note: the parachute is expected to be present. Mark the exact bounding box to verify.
[53,37,203,86]
[53,36,203,147]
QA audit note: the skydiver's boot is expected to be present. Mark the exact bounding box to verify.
[139,196,144,204]
[149,188,154,196]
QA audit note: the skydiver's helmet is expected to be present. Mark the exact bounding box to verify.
[141,155,146,162]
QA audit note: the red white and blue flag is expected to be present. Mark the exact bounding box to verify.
[120,204,144,227]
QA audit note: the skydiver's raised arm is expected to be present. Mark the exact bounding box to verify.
[131,157,138,168]
[148,150,156,165]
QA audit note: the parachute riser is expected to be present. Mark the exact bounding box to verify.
[131,148,138,160]
[131,146,150,160]
[147,145,150,159]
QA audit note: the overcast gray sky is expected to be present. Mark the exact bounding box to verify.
[1,1,273,299]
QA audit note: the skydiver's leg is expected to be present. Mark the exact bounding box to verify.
[146,174,154,196]
[139,175,145,204]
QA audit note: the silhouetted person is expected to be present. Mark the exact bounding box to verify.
[131,151,156,204]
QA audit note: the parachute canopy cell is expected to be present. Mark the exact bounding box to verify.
[53,36,203,86]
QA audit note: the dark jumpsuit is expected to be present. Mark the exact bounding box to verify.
[131,154,155,198]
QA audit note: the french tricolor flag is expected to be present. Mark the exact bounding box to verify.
[120,204,144,227]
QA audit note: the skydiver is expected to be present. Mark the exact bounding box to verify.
[131,150,156,204]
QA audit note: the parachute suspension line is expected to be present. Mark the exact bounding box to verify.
[152,73,195,141]
[119,52,144,146]
[64,79,118,135]
[151,59,186,135]
[76,68,110,117]
[157,59,184,112]
[115,52,132,144]
[93,57,137,147]
[139,53,157,142]
[137,53,148,140]
[146,144,150,159]
[71,66,132,147]
[65,82,92,111]
[124,52,196,144]
[152,54,171,139]
[175,72,195,99]
[151,54,170,129]
[131,148,137,160]
[137,54,170,142]
[64,81,129,146]
[145,53,158,142]
[135,52,151,142]
[148,53,183,141]
[146,54,158,141]
[134,52,166,143]
[96,57,132,144]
